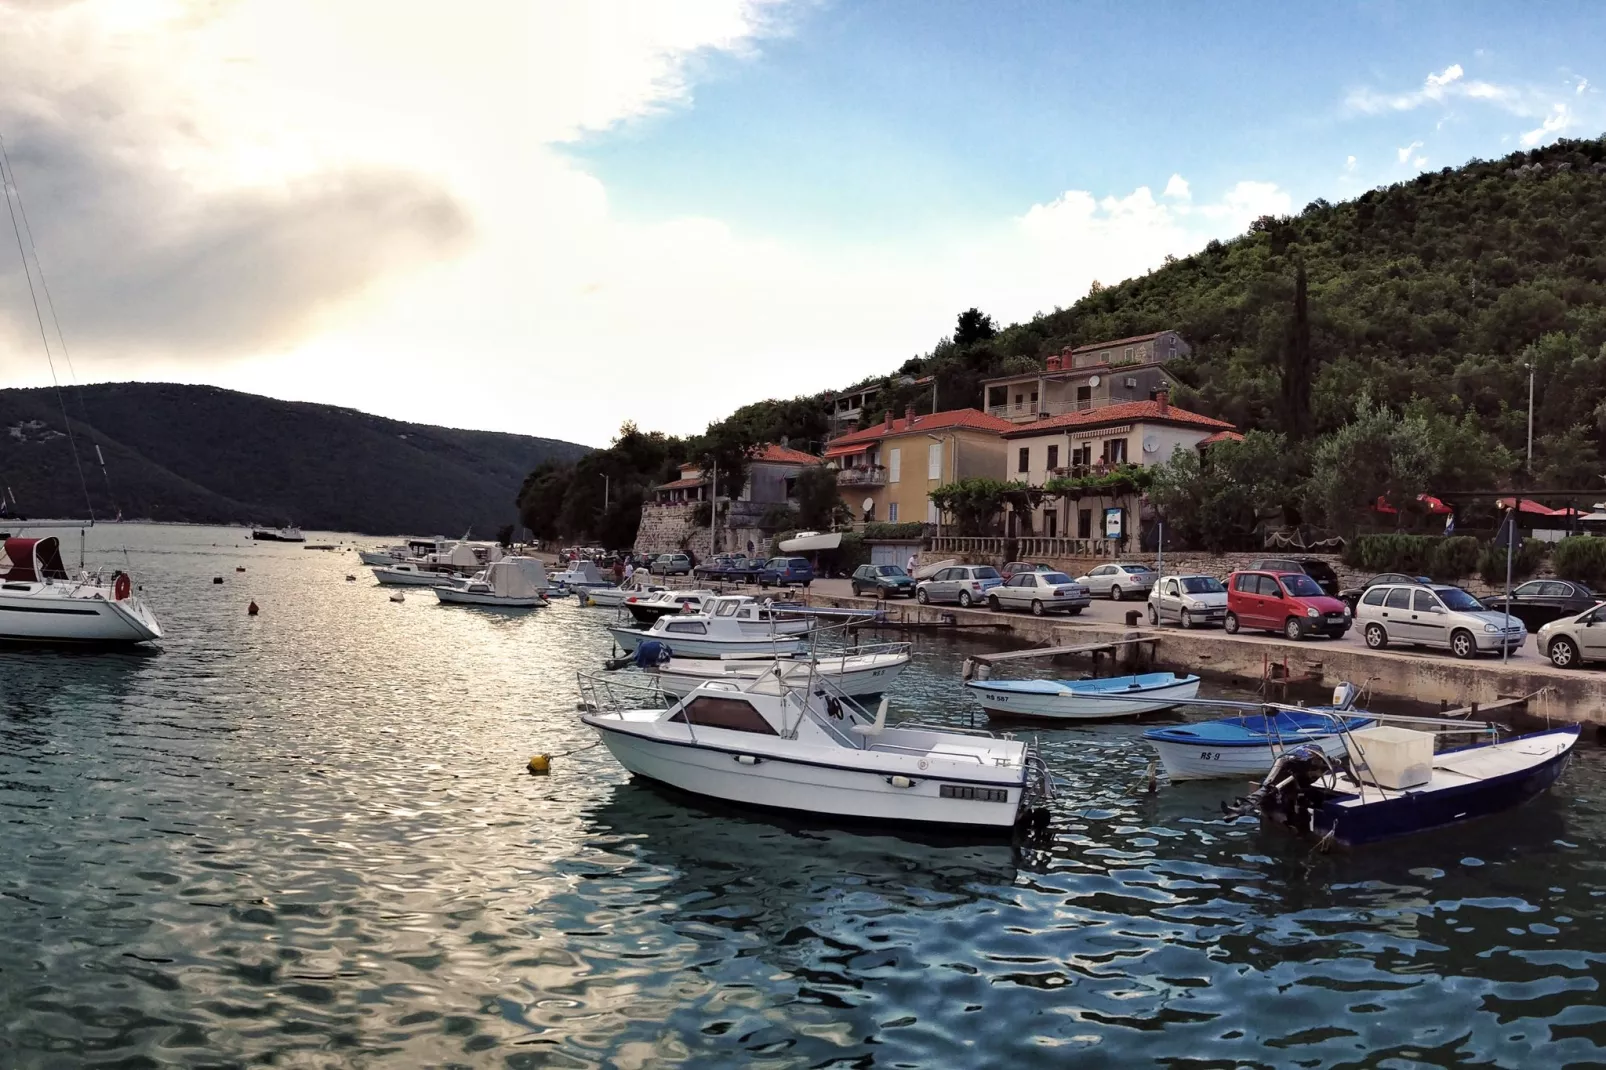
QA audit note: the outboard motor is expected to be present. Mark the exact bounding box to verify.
[1225,744,1335,835]
[634,640,673,669]
[1330,681,1360,711]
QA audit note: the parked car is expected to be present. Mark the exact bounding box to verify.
[1226,570,1351,640]
[1481,579,1601,633]
[988,571,1090,616]
[1146,574,1229,628]
[758,557,814,589]
[1248,558,1341,598]
[652,553,693,576]
[693,554,745,580]
[851,563,916,598]
[1000,561,1054,581]
[1338,572,1432,612]
[916,565,1004,607]
[1074,563,1158,601]
[1357,583,1526,659]
[732,557,769,583]
[1537,603,1606,668]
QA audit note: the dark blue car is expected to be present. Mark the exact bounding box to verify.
[758,556,814,589]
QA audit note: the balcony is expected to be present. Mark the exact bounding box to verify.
[986,398,1100,421]
[836,465,887,487]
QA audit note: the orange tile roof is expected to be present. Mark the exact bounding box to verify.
[1002,400,1234,438]
[825,408,1014,449]
[1068,331,1171,353]
[1197,430,1245,445]
[751,442,822,465]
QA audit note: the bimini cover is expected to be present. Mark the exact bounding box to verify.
[444,543,481,568]
[490,556,548,597]
[2,537,69,582]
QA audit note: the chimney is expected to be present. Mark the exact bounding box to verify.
[905,405,916,428]
[1045,354,1062,372]
[1156,389,1170,415]
[883,410,894,431]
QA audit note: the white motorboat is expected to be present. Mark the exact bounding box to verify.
[623,588,720,623]
[549,560,612,592]
[647,644,911,700]
[359,536,451,567]
[371,562,457,586]
[578,673,1052,829]
[0,536,162,643]
[434,557,549,608]
[586,574,662,607]
[608,608,809,658]
[964,671,1201,720]
[252,526,304,542]
[705,595,813,636]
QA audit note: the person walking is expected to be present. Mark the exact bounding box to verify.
[906,553,917,574]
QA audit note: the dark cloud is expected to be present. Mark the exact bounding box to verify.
[0,80,472,360]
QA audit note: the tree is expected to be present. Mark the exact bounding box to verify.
[953,308,998,349]
[928,477,1023,535]
[1306,397,1434,535]
[516,461,572,543]
[1280,260,1313,441]
[795,464,849,530]
[1146,432,1293,550]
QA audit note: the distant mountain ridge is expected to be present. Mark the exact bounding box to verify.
[0,383,590,535]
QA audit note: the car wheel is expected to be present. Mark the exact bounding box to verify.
[1285,616,1305,641]
[1224,611,1239,635]
[1451,629,1477,660]
[1110,585,1123,602]
[916,588,929,605]
[850,584,860,597]
[1549,636,1580,669]
[1147,604,1159,625]
[988,595,1001,611]
[1180,609,1193,630]
[1031,600,1045,617]
[958,591,974,608]
[1364,623,1388,650]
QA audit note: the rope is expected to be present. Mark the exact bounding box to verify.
[545,739,602,759]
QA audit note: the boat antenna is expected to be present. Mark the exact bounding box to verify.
[0,132,96,524]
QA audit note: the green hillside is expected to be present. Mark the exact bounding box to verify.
[0,383,589,535]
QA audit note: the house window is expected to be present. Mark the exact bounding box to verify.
[988,386,1006,408]
[1017,447,1029,473]
[1124,346,1133,362]
[889,447,901,483]
[888,502,899,522]
[1072,445,1092,469]
[1014,393,1023,409]
[1101,351,1111,363]
[1104,439,1128,464]
[928,442,942,479]
[1046,445,1059,470]
[1076,386,1091,409]
[1030,391,1038,408]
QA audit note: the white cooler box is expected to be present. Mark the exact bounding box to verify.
[1344,725,1433,790]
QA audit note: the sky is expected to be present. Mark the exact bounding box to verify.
[0,1,1600,449]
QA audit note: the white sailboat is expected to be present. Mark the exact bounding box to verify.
[434,557,549,608]
[0,535,162,643]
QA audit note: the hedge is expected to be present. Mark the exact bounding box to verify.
[1476,538,1547,586]
[1343,534,1481,580]
[1551,535,1606,589]
[862,522,927,541]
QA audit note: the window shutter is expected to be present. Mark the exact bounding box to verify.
[889,447,901,483]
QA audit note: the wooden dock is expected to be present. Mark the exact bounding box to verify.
[962,633,1158,679]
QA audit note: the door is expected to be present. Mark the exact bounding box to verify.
[1078,509,1092,539]
[1045,509,1058,538]
[1000,574,1031,608]
[1255,574,1286,629]
[1160,577,1181,621]
[1579,606,1606,660]
[1501,581,1545,630]
[929,568,956,602]
[1379,587,1413,641]
[1409,588,1448,647]
[869,544,901,567]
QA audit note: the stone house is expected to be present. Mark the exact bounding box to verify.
[983,330,1191,424]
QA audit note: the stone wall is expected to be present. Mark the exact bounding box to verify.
[634,502,711,559]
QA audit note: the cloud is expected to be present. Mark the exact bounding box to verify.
[1425,63,1464,90]
[1162,174,1190,200]
[1577,78,1590,95]
[1345,155,1357,171]
[1520,103,1572,146]
[1397,140,1424,163]
[1346,62,1524,115]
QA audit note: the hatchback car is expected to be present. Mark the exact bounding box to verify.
[851,563,916,598]
[652,553,693,576]
[1226,570,1351,640]
[1481,579,1599,633]
[988,571,1090,616]
[1337,572,1432,612]
[1357,583,1526,659]
[1000,561,1054,581]
[1537,603,1606,668]
[1075,563,1158,601]
[758,557,814,589]
[1147,574,1228,628]
[916,565,1004,607]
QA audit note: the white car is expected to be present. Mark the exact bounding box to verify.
[1355,583,1526,659]
[1536,603,1606,668]
[1074,563,1158,602]
[1147,574,1228,628]
[987,571,1091,616]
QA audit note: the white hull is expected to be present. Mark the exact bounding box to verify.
[653,652,909,699]
[0,589,162,643]
[587,720,1024,828]
[371,566,457,586]
[967,678,1201,720]
[433,588,546,608]
[607,626,806,658]
[584,587,631,607]
[358,550,403,566]
[1151,733,1354,781]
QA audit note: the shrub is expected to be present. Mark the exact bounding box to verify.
[1551,535,1606,588]
[1430,536,1481,581]
[759,504,798,531]
[862,522,927,541]
[1477,538,1547,586]
[1343,533,1482,581]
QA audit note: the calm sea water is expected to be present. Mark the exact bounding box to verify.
[2,524,1605,1068]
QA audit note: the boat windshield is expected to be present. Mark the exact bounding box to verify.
[1437,587,1484,612]
[1182,577,1225,594]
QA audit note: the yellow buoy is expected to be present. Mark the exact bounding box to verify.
[527,754,551,775]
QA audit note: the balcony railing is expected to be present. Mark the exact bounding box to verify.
[836,465,887,487]
[928,535,1125,558]
[986,398,1101,420]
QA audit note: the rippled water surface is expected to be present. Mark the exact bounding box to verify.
[3,525,1605,1068]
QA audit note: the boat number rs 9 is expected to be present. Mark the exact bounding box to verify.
[940,785,1009,803]
[1198,752,1223,761]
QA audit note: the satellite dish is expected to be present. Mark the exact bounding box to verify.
[1089,375,1101,387]
[861,497,875,512]
[1143,433,1159,454]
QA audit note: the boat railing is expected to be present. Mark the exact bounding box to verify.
[576,670,670,715]
[886,720,997,738]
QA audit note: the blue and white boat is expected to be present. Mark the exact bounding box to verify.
[1245,725,1580,846]
[1145,708,1377,781]
[964,671,1200,720]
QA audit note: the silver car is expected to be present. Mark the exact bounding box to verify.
[1074,562,1158,601]
[1147,574,1228,628]
[916,565,1004,607]
[1537,602,1606,667]
[1356,583,1526,659]
[988,571,1091,616]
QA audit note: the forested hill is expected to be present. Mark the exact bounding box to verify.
[876,135,1606,492]
[0,383,590,535]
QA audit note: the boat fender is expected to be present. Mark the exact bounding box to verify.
[527,754,551,775]
[887,775,915,789]
[247,601,259,617]
[112,572,132,601]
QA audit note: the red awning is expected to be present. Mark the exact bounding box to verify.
[1496,497,1559,516]
[824,443,871,459]
[1373,494,1452,516]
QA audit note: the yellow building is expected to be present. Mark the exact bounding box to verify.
[823,407,1012,525]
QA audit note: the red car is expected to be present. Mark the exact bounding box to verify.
[1226,569,1352,641]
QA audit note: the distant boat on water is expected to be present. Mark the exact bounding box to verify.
[252,526,305,542]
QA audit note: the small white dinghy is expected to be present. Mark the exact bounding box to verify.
[434,557,550,608]
[965,671,1201,720]
[578,673,1052,830]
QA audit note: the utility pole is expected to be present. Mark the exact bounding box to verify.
[1502,507,1515,664]
[1526,362,1535,474]
[710,464,718,554]
[603,474,609,512]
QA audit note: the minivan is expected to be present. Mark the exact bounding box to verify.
[758,557,814,589]
[1226,569,1351,640]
